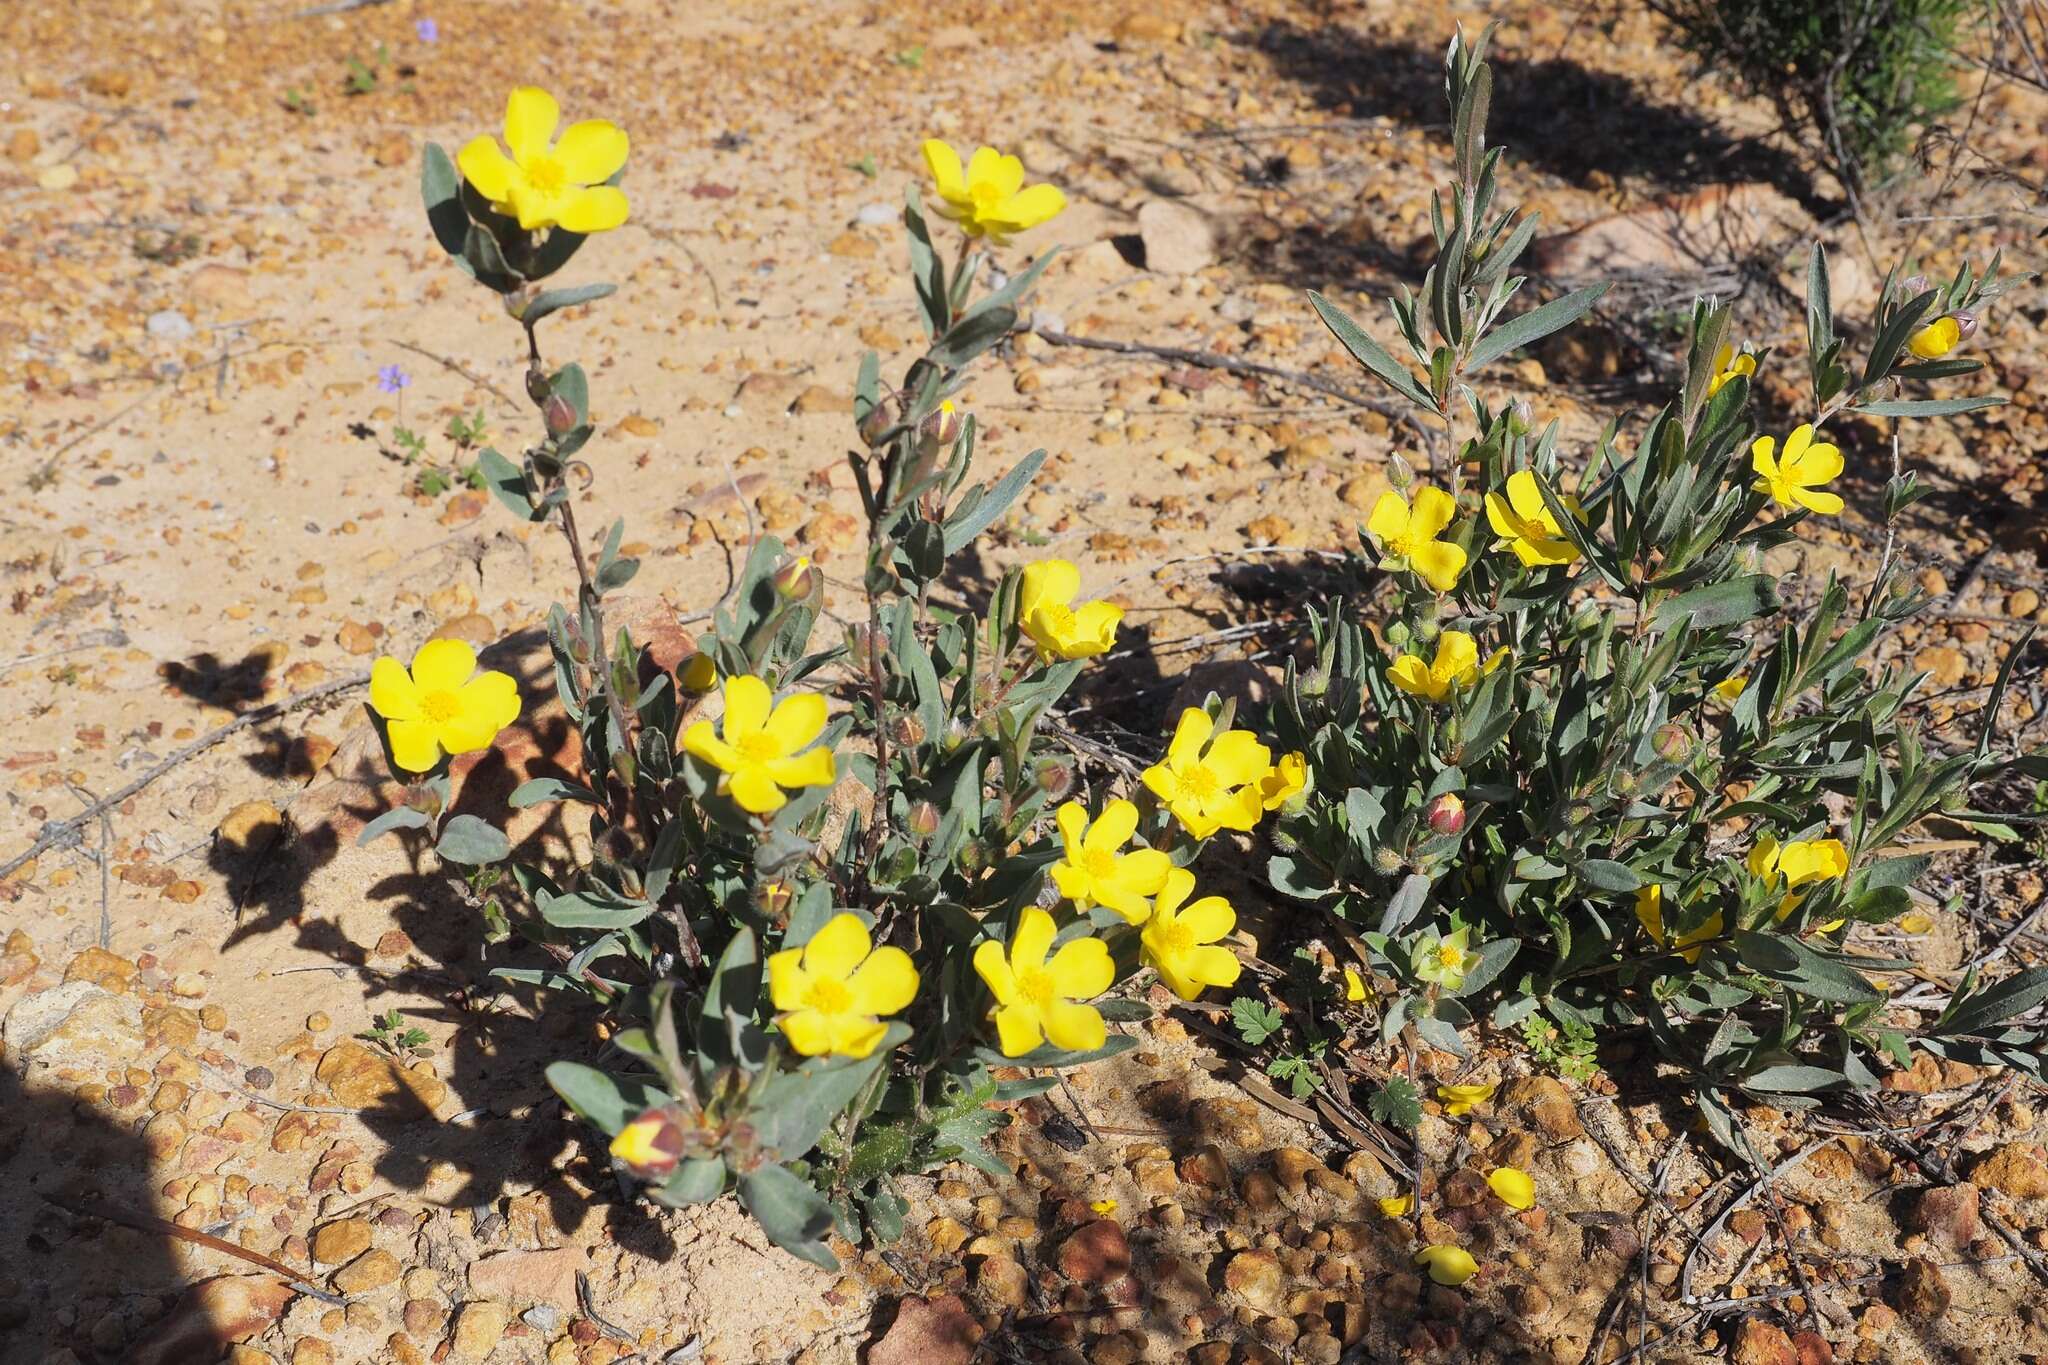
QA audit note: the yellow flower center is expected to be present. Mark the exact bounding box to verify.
[1388,527,1426,557]
[1035,602,1076,638]
[969,179,1005,208]
[804,977,853,1014]
[421,690,461,724]
[1016,966,1057,1008]
[1154,920,1195,954]
[523,154,568,196]
[737,731,782,761]
[1180,764,1220,801]
[1436,945,1465,971]
[1082,849,1117,880]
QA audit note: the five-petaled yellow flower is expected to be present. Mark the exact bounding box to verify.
[1416,1245,1479,1287]
[1636,884,1721,964]
[1487,1166,1536,1211]
[1017,559,1122,661]
[1750,835,1850,930]
[370,639,522,774]
[921,140,1067,243]
[1751,424,1843,515]
[1140,868,1243,1001]
[1413,927,1476,990]
[1258,751,1308,810]
[1049,798,1171,923]
[975,907,1114,1055]
[1141,708,1272,839]
[1436,1082,1495,1117]
[458,87,630,235]
[1389,630,1497,704]
[681,675,836,815]
[767,913,918,1059]
[1908,316,1962,360]
[1484,470,1582,568]
[1707,343,1756,397]
[1367,487,1467,593]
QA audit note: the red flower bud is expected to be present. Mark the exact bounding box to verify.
[1425,793,1466,835]
[543,393,578,437]
[771,555,820,601]
[609,1106,684,1177]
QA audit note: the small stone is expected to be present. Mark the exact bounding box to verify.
[147,310,196,341]
[925,1216,970,1254]
[1222,1250,1284,1315]
[291,1338,333,1365]
[827,231,877,259]
[37,163,79,191]
[314,1041,444,1115]
[333,1250,402,1294]
[138,1276,294,1361]
[448,1301,510,1360]
[1503,1075,1583,1139]
[616,414,661,437]
[865,1293,982,1365]
[1138,199,1216,275]
[1732,1318,1797,1365]
[975,1255,1029,1310]
[1179,1144,1230,1187]
[466,1247,584,1307]
[790,385,848,416]
[1907,1185,1980,1248]
[311,1219,373,1265]
[1888,1257,1951,1320]
[1056,1219,1130,1281]
[1969,1143,2048,1199]
[402,1299,444,1339]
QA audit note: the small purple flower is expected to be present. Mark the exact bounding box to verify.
[415,17,439,42]
[377,364,411,395]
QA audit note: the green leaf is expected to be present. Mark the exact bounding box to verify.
[421,142,470,264]
[1733,931,1879,1004]
[1573,859,1641,893]
[516,282,616,326]
[356,806,429,846]
[1742,1064,1843,1093]
[1367,1075,1422,1130]
[652,1156,727,1208]
[973,1033,1138,1070]
[738,1164,838,1269]
[435,814,509,865]
[539,890,657,929]
[1653,575,1779,633]
[476,447,539,521]
[1231,997,1284,1045]
[1466,284,1608,370]
[943,448,1045,554]
[1940,967,2048,1035]
[545,1061,667,1135]
[1855,396,2005,418]
[752,1043,899,1159]
[1307,290,1434,408]
[929,305,1017,368]
[1448,937,1519,998]
[510,777,600,808]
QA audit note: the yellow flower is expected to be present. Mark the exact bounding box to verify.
[1389,630,1487,703]
[1258,752,1308,811]
[677,652,718,694]
[1908,316,1962,360]
[1017,559,1122,661]
[1141,868,1243,1001]
[608,1106,682,1176]
[1636,884,1721,964]
[1436,1082,1496,1117]
[1751,836,1851,930]
[974,907,1115,1056]
[921,140,1066,243]
[1049,798,1171,923]
[1414,927,1477,990]
[1415,1245,1478,1287]
[1377,1193,1413,1217]
[369,639,521,774]
[1344,967,1371,1003]
[1713,675,1748,704]
[1751,424,1843,515]
[767,913,918,1059]
[1484,470,1582,568]
[1141,708,1271,839]
[681,675,836,815]
[457,87,629,235]
[1707,343,1757,397]
[1486,1166,1536,1211]
[1367,486,1467,593]
[1089,1198,1118,1216]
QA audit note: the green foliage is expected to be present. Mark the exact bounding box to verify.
[1231,996,1283,1045]
[1646,0,1986,194]
[1520,1010,1599,1082]
[1277,26,2045,1147]
[1368,1076,1423,1130]
[359,1008,432,1058]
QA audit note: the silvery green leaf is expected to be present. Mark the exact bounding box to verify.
[510,777,600,808]
[652,1156,727,1208]
[546,1061,668,1135]
[356,805,429,847]
[421,142,471,266]
[1308,290,1434,408]
[476,447,541,521]
[738,1164,838,1269]
[540,890,656,929]
[1465,284,1607,370]
[518,282,616,326]
[972,1033,1138,1070]
[1855,396,2004,417]
[435,814,509,865]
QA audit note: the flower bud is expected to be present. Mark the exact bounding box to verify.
[1387,453,1414,494]
[609,1106,684,1177]
[755,880,793,920]
[1508,397,1533,436]
[1425,793,1466,836]
[1384,621,1412,649]
[845,623,873,660]
[907,800,940,837]
[918,399,963,448]
[1037,761,1076,802]
[677,652,717,694]
[1954,310,1978,340]
[771,555,820,601]
[857,395,902,448]
[1652,723,1692,763]
[1372,847,1405,875]
[1900,274,1928,297]
[543,393,578,437]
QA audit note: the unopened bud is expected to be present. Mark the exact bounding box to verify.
[1954,310,1978,340]
[845,623,873,659]
[1384,621,1412,649]
[609,1106,684,1177]
[1372,847,1405,875]
[890,714,925,749]
[1387,453,1414,494]
[1900,274,1929,297]
[1037,761,1075,802]
[1508,397,1533,435]
[918,399,963,448]
[543,393,578,437]
[858,395,902,448]
[907,801,940,837]
[771,555,820,601]
[504,284,541,320]
[1652,723,1692,763]
[755,880,793,920]
[677,652,717,694]
[1425,793,1466,836]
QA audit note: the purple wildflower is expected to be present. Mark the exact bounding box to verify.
[416,17,440,42]
[377,364,411,395]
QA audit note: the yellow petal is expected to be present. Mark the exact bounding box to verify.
[988,182,1065,232]
[1344,969,1369,1003]
[455,135,516,203]
[1367,491,1411,543]
[1908,316,1961,359]
[922,138,966,201]
[720,674,772,742]
[1047,937,1114,1000]
[1010,906,1056,973]
[766,946,809,1011]
[848,946,919,1017]
[1164,706,1213,769]
[827,1015,889,1058]
[764,747,836,790]
[1388,654,1438,699]
[1410,539,1467,593]
[779,1007,834,1056]
[1794,488,1844,516]
[1018,558,1079,620]
[410,637,478,694]
[369,655,424,722]
[680,720,740,772]
[1186,945,1241,992]
[801,913,872,981]
[1635,884,1665,944]
[1433,630,1480,685]
[993,1001,1044,1056]
[1055,801,1090,860]
[1505,470,1548,523]
[1408,486,1457,539]
[1415,1245,1478,1287]
[556,185,630,234]
[1750,434,1780,481]
[1486,1167,1536,1211]
[972,939,1017,1004]
[1174,894,1236,945]
[1377,1194,1412,1216]
[385,718,442,774]
[762,692,828,757]
[1087,798,1139,851]
[1204,729,1272,788]
[727,766,787,815]
[1042,999,1106,1052]
[553,119,629,185]
[503,86,560,164]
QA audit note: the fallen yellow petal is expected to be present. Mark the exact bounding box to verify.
[1486,1166,1536,1211]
